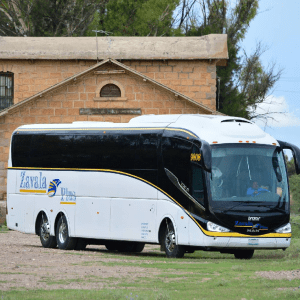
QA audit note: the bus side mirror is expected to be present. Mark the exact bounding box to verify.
[278,140,300,175]
[200,140,212,173]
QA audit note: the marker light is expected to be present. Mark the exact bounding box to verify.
[275,223,291,234]
[207,221,230,232]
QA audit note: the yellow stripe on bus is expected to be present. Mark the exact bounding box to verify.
[19,189,46,194]
[60,202,76,205]
[12,167,291,239]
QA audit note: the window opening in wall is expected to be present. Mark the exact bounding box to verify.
[100,84,121,97]
[0,72,13,110]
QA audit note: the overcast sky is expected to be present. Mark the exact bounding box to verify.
[241,0,300,154]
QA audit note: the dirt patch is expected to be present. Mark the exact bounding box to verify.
[0,230,164,291]
[256,270,300,280]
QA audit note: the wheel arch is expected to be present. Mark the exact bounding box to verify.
[158,216,177,250]
[35,210,47,236]
[54,211,66,234]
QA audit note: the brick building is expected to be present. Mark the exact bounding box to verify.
[0,34,228,204]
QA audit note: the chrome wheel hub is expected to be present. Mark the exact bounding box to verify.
[41,222,50,241]
[58,222,68,244]
[166,230,176,252]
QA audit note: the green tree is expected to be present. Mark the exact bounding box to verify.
[0,0,106,36]
[181,0,281,119]
[86,0,179,37]
[285,155,296,177]
[284,155,300,213]
[289,174,300,213]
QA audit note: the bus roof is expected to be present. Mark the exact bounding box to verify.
[16,114,278,146]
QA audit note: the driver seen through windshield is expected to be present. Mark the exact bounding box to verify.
[210,145,288,203]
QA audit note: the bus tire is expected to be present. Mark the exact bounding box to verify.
[56,215,77,250]
[163,222,185,258]
[39,214,57,248]
[234,250,254,259]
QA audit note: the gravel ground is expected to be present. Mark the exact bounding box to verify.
[0,230,161,291]
[1,230,300,292]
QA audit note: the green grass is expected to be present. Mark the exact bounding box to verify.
[291,215,300,238]
[0,224,8,233]
[1,217,299,299]
[2,239,300,300]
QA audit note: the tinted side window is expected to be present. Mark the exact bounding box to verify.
[162,137,192,187]
[12,134,31,167]
[97,133,138,170]
[190,144,205,205]
[72,134,99,169]
[13,132,140,170]
[136,133,158,169]
[30,134,74,168]
[191,164,205,205]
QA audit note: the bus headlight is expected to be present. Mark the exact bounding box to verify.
[207,221,230,232]
[275,223,291,234]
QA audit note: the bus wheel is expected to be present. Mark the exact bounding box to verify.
[56,215,77,250]
[163,222,185,258]
[234,250,254,259]
[39,214,57,248]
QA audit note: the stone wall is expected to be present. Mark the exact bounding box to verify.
[0,59,217,110]
[124,60,216,110]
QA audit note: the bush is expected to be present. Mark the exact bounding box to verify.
[289,175,300,213]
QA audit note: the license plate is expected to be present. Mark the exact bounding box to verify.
[248,238,259,245]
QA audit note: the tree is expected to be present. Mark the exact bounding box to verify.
[285,155,296,177]
[288,174,300,213]
[86,0,179,37]
[177,0,282,119]
[0,0,106,36]
[284,155,300,213]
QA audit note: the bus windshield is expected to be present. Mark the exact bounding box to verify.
[210,144,288,204]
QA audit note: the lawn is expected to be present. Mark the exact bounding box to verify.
[1,217,300,300]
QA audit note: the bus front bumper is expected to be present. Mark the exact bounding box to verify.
[203,235,291,250]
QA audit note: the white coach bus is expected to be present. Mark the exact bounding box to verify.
[6,114,300,259]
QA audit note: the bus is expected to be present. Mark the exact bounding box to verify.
[6,114,300,259]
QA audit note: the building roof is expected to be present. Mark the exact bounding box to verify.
[0,34,228,61]
[0,59,222,118]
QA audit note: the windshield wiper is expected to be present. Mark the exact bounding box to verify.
[222,202,287,214]
[255,204,286,213]
[222,201,253,213]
